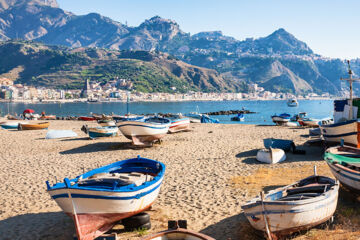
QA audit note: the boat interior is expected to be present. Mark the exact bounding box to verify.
[77,162,160,189]
[266,176,335,202]
[145,117,170,124]
[328,147,360,168]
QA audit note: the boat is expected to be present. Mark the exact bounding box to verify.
[231,113,245,121]
[46,156,165,240]
[18,122,50,130]
[92,113,112,120]
[168,117,190,133]
[300,118,320,127]
[200,115,219,123]
[320,119,358,146]
[117,117,171,146]
[142,220,215,240]
[0,121,25,129]
[78,116,96,121]
[39,115,56,120]
[284,121,298,127]
[324,145,360,192]
[271,113,291,125]
[263,138,295,152]
[256,148,286,164]
[287,98,298,107]
[242,173,339,237]
[112,114,145,122]
[46,130,78,139]
[291,112,307,125]
[97,119,116,127]
[81,125,118,139]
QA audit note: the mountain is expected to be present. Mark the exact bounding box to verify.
[0,0,358,94]
[0,40,240,92]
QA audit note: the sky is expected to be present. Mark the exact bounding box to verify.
[57,0,360,59]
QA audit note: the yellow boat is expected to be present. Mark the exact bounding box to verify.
[18,122,50,130]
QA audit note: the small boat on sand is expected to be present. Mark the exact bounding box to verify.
[39,115,56,120]
[46,130,78,139]
[271,113,291,125]
[112,114,144,122]
[81,125,118,139]
[117,117,170,146]
[78,116,95,121]
[46,156,165,240]
[0,121,25,129]
[168,117,190,133]
[142,220,215,240]
[18,122,50,130]
[324,145,360,192]
[256,148,286,164]
[263,138,295,152]
[320,120,358,146]
[97,119,116,127]
[242,173,339,237]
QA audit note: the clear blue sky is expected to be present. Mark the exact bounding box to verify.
[57,0,360,59]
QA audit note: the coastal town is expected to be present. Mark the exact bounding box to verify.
[0,77,338,103]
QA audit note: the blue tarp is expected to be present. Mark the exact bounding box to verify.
[263,138,295,152]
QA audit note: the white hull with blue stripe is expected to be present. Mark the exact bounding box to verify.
[117,117,170,145]
[242,175,339,236]
[320,120,358,146]
[46,157,165,240]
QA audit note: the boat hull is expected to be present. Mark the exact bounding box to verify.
[0,121,24,129]
[169,118,190,133]
[19,122,50,130]
[88,127,118,139]
[256,148,286,164]
[118,121,169,145]
[327,162,360,193]
[242,177,339,235]
[320,120,359,146]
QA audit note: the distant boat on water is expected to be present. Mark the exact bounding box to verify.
[46,156,166,240]
[271,113,291,125]
[287,98,298,107]
[231,113,245,121]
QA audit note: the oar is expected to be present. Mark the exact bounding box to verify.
[260,191,272,240]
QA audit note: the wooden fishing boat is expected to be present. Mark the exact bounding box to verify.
[18,122,50,130]
[78,116,96,121]
[81,125,118,139]
[168,117,190,133]
[46,156,166,240]
[320,119,359,147]
[324,145,360,192]
[271,113,291,125]
[0,121,25,129]
[112,114,144,122]
[256,148,286,164]
[242,173,339,237]
[300,118,320,127]
[142,220,215,240]
[97,119,116,127]
[117,117,170,146]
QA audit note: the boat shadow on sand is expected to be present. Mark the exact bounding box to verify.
[0,211,74,239]
[236,145,323,165]
[59,142,136,154]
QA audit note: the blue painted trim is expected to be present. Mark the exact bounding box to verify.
[117,123,168,129]
[324,119,357,128]
[323,132,357,138]
[52,181,161,200]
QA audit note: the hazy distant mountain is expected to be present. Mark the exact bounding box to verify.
[0,0,358,94]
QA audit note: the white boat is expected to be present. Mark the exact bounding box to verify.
[0,121,25,129]
[168,117,190,133]
[271,113,291,125]
[242,174,339,237]
[117,117,170,146]
[81,125,118,139]
[320,119,358,146]
[284,121,298,127]
[324,145,360,192]
[256,148,286,164]
[97,119,116,127]
[287,98,298,107]
[46,157,166,240]
[46,130,78,139]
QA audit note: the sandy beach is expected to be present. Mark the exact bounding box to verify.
[0,120,359,240]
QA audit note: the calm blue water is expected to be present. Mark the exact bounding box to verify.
[0,100,333,125]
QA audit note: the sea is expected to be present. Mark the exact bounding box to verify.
[0,99,333,125]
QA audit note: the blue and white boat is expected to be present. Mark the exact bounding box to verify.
[112,114,144,122]
[168,116,190,133]
[117,116,170,146]
[200,115,219,123]
[271,113,291,125]
[81,125,118,139]
[320,120,359,146]
[0,121,25,129]
[231,113,245,121]
[242,174,339,236]
[325,145,360,192]
[46,156,165,240]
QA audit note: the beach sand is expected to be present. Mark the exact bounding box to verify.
[0,120,359,240]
